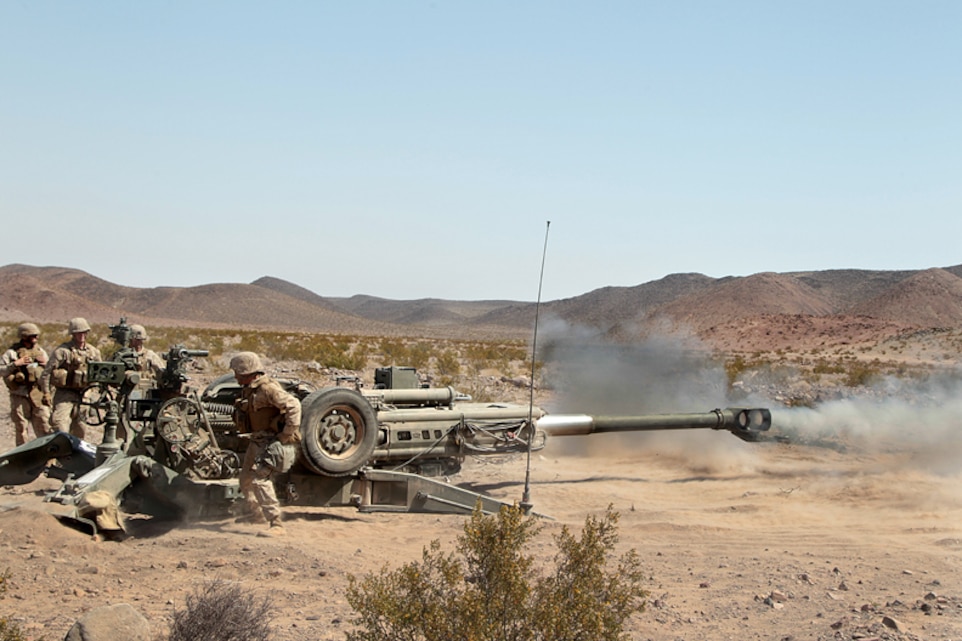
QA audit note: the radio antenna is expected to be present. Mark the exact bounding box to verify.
[520,220,550,514]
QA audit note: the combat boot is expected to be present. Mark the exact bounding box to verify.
[259,519,286,537]
[234,503,267,525]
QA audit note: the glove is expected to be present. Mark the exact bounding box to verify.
[278,429,301,445]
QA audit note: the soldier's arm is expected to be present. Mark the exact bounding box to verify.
[40,347,64,395]
[0,349,17,377]
[269,388,301,428]
[42,347,63,380]
[150,352,166,377]
[267,386,302,444]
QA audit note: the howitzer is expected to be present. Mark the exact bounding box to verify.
[0,363,774,534]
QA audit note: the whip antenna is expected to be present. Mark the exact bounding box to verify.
[520,220,550,514]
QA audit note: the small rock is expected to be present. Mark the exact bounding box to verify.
[881,615,904,631]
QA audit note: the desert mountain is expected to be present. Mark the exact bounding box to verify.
[330,295,519,327]
[643,272,837,334]
[0,264,405,336]
[3,263,962,345]
[849,267,962,327]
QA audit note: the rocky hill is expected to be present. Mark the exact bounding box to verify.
[3,263,962,351]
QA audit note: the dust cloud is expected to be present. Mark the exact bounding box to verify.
[537,325,962,480]
[537,327,762,474]
[774,381,962,476]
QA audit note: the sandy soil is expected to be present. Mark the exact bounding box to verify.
[0,405,960,641]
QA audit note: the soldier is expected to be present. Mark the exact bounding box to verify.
[128,324,165,388]
[43,317,103,439]
[230,352,301,536]
[1,322,52,446]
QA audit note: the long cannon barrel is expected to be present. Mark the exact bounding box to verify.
[535,407,772,442]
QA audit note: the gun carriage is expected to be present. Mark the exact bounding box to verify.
[0,319,773,534]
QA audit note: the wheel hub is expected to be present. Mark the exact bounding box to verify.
[319,411,357,455]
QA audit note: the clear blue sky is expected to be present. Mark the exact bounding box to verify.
[2,2,960,302]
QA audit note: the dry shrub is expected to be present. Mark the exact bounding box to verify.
[168,580,273,641]
[0,570,27,641]
[346,504,646,641]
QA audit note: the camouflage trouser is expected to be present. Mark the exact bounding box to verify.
[50,389,86,439]
[9,394,50,446]
[239,434,281,523]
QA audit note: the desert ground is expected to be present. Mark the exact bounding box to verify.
[0,357,960,641]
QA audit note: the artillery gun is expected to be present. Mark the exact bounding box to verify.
[0,342,773,535]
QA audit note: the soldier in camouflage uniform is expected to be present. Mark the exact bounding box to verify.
[128,324,165,389]
[1,323,51,446]
[230,352,301,536]
[43,317,103,439]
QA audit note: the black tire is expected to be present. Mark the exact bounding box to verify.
[299,388,377,476]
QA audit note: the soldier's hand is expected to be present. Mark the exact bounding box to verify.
[42,393,52,407]
[14,356,31,366]
[279,430,301,445]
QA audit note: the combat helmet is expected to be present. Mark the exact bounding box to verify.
[230,352,264,376]
[68,317,91,334]
[129,324,148,341]
[18,322,40,339]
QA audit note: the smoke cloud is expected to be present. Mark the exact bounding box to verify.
[774,383,962,476]
[538,323,760,473]
[538,321,962,478]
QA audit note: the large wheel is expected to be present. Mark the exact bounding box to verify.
[299,388,377,476]
[156,397,205,444]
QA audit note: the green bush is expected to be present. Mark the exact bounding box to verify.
[346,504,646,641]
[434,349,461,382]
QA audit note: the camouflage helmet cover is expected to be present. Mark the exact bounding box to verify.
[129,324,148,340]
[18,322,40,338]
[230,352,264,376]
[68,317,91,334]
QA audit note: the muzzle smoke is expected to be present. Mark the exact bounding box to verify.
[539,322,962,476]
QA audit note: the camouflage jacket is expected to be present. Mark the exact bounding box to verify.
[44,340,103,391]
[2,343,48,397]
[234,374,301,438]
[132,347,166,385]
